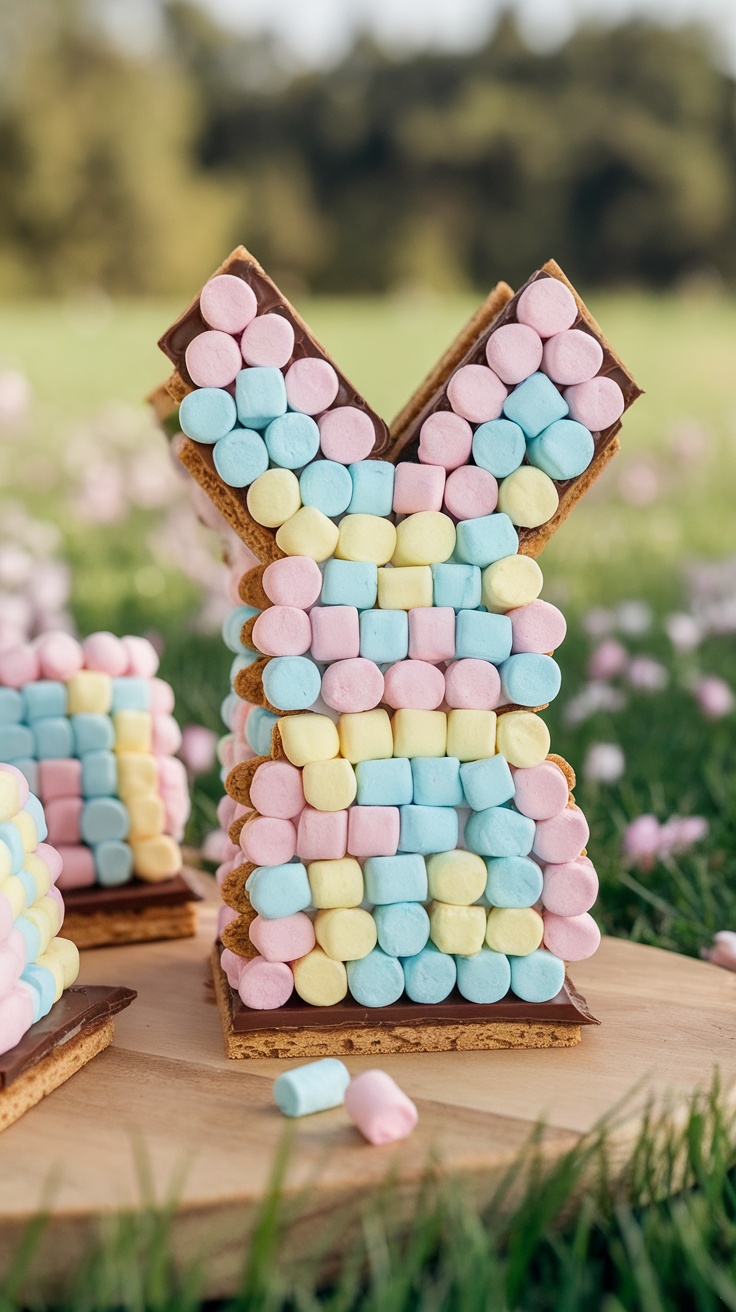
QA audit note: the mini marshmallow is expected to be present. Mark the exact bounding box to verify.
[179,387,237,444]
[315,906,377,960]
[465,805,535,857]
[526,419,594,481]
[392,513,456,568]
[355,758,413,807]
[347,805,400,857]
[265,412,320,469]
[322,559,378,610]
[292,946,348,1006]
[542,856,599,917]
[383,660,444,711]
[377,566,433,611]
[496,711,551,768]
[509,600,567,655]
[345,1070,418,1144]
[486,905,544,956]
[472,419,527,479]
[542,328,604,385]
[247,468,301,528]
[516,277,577,337]
[321,658,385,713]
[430,901,486,955]
[131,835,181,881]
[213,428,269,488]
[359,610,409,664]
[247,861,311,919]
[510,947,566,1003]
[455,611,512,663]
[113,709,152,754]
[186,330,242,388]
[238,956,295,1010]
[80,750,117,798]
[308,857,363,908]
[402,941,456,1004]
[482,555,543,614]
[363,853,427,904]
[80,797,129,845]
[444,466,498,521]
[302,757,357,811]
[121,636,160,678]
[200,273,257,333]
[347,949,406,1007]
[446,709,497,762]
[408,607,455,663]
[485,855,543,908]
[392,709,447,759]
[339,709,393,763]
[95,840,134,886]
[497,466,560,529]
[236,365,287,428]
[513,761,569,820]
[399,804,458,855]
[262,655,322,711]
[32,717,73,760]
[564,376,625,431]
[241,312,295,368]
[455,513,518,569]
[337,515,397,566]
[444,659,501,711]
[252,607,312,657]
[543,910,600,961]
[81,632,128,676]
[393,463,446,514]
[278,713,340,766]
[427,849,486,905]
[532,805,590,864]
[300,460,354,518]
[347,460,395,517]
[459,755,515,811]
[23,681,67,721]
[285,357,339,415]
[222,605,260,654]
[310,606,360,662]
[318,406,376,464]
[0,644,41,689]
[240,816,297,866]
[456,947,511,1003]
[431,564,481,612]
[418,411,473,470]
[502,372,568,439]
[374,900,431,959]
[262,555,322,608]
[499,654,561,708]
[273,1057,350,1117]
[411,757,463,808]
[447,364,507,424]
[486,322,544,384]
[297,807,348,861]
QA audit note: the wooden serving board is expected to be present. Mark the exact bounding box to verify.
[0,897,735,1301]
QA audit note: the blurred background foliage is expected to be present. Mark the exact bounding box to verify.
[1,0,735,298]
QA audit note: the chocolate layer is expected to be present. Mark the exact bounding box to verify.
[228,976,598,1033]
[63,874,201,917]
[0,985,136,1090]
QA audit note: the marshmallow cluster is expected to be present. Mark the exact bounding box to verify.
[0,632,189,889]
[0,764,79,1055]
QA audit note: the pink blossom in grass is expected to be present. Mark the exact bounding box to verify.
[657,816,709,856]
[664,612,702,652]
[618,460,661,508]
[693,675,734,719]
[587,639,628,680]
[669,419,710,465]
[72,461,128,524]
[564,681,627,727]
[582,607,614,638]
[583,742,625,784]
[627,656,668,691]
[180,724,218,778]
[702,931,736,971]
[622,814,662,868]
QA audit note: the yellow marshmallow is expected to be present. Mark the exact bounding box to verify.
[392,512,456,567]
[66,670,113,715]
[38,893,62,937]
[302,758,357,811]
[43,935,80,989]
[127,793,166,840]
[336,514,397,565]
[278,713,340,766]
[276,506,340,561]
[497,466,559,529]
[113,709,152,754]
[314,907,377,961]
[11,810,37,854]
[482,554,544,613]
[292,946,348,1006]
[246,468,301,528]
[496,710,550,768]
[36,950,65,1001]
[377,565,433,610]
[25,905,53,955]
[392,709,447,759]
[308,857,364,909]
[132,835,181,882]
[485,906,544,956]
[338,710,393,764]
[427,850,487,905]
[117,752,159,799]
[429,902,486,956]
[0,773,19,824]
[25,853,52,899]
[1,874,26,919]
[446,709,497,762]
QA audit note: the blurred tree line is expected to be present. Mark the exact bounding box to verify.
[1,0,735,296]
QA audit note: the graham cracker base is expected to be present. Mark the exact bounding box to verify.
[64,902,197,950]
[0,1017,114,1134]
[210,945,582,1059]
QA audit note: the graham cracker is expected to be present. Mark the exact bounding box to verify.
[63,902,197,950]
[0,1018,115,1133]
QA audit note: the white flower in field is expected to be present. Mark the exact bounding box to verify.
[582,607,614,638]
[616,600,652,636]
[564,681,627,726]
[626,656,668,691]
[693,675,734,719]
[583,742,625,784]
[664,612,702,652]
[0,369,31,425]
[587,638,628,680]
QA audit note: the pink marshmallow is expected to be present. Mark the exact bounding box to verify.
[318,406,376,463]
[185,330,242,388]
[0,894,14,942]
[392,463,446,514]
[542,329,604,386]
[149,677,175,714]
[321,658,385,713]
[512,761,569,821]
[215,857,237,887]
[347,806,400,857]
[446,365,507,424]
[485,323,544,384]
[564,376,624,431]
[231,701,249,739]
[56,844,96,890]
[543,910,601,961]
[0,643,40,689]
[241,313,295,368]
[46,883,65,929]
[344,1070,418,1145]
[121,636,160,678]
[46,797,83,846]
[285,357,339,415]
[240,815,297,866]
[0,763,30,809]
[542,856,599,917]
[310,606,360,661]
[152,714,182,756]
[262,555,323,608]
[250,760,305,820]
[163,794,189,841]
[252,606,312,657]
[217,903,238,936]
[532,805,590,863]
[238,956,294,1009]
[37,758,81,802]
[383,660,445,711]
[82,631,128,676]
[6,928,25,972]
[444,659,501,710]
[36,842,63,884]
[248,911,315,963]
[200,274,257,334]
[0,987,36,1058]
[155,755,183,791]
[217,794,237,829]
[0,940,24,996]
[443,466,498,520]
[408,608,455,663]
[35,631,84,681]
[417,412,473,470]
[509,600,567,655]
[516,277,577,337]
[297,807,348,861]
[220,947,244,988]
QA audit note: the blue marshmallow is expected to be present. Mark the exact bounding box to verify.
[472,419,526,478]
[431,563,481,611]
[262,656,321,711]
[220,692,240,731]
[0,724,34,761]
[455,513,518,568]
[411,757,464,808]
[359,610,409,664]
[355,758,413,806]
[373,902,430,958]
[111,677,151,713]
[322,559,378,610]
[94,839,135,886]
[213,427,269,487]
[22,963,56,1020]
[0,688,22,725]
[245,707,279,757]
[235,366,287,428]
[32,716,73,760]
[81,797,129,844]
[485,856,543,908]
[179,387,237,444]
[22,680,67,721]
[502,372,568,439]
[273,1058,350,1117]
[347,949,405,1007]
[363,854,427,904]
[460,756,515,812]
[15,914,40,964]
[399,805,459,856]
[80,750,117,799]
[247,862,311,919]
[499,654,561,707]
[465,806,536,858]
[455,610,512,663]
[402,942,456,1004]
[526,418,594,480]
[510,948,566,1003]
[222,605,260,655]
[23,793,47,842]
[17,869,37,907]
[71,713,115,755]
[347,460,395,516]
[300,460,353,517]
[264,412,320,469]
[0,823,23,873]
[456,948,511,1003]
